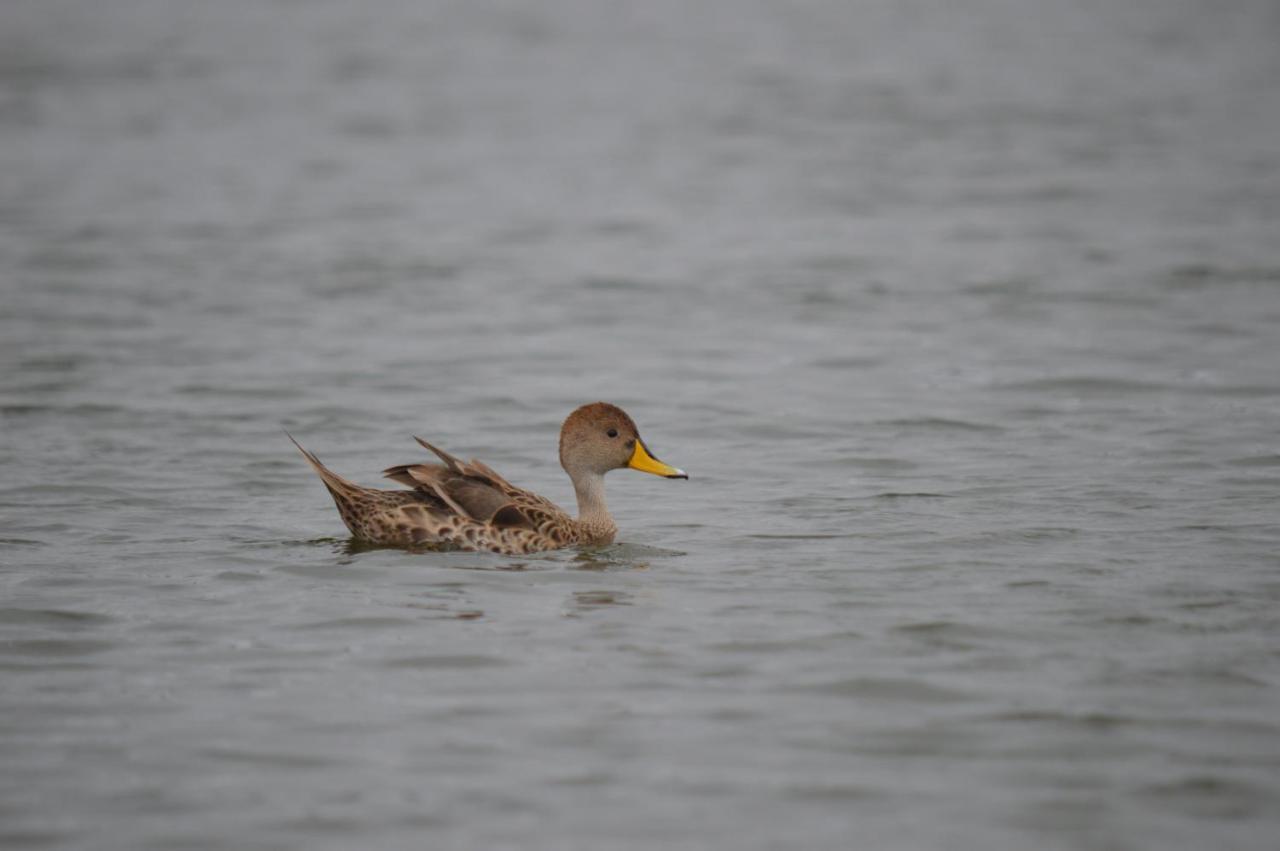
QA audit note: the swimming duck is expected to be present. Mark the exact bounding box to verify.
[290,402,687,554]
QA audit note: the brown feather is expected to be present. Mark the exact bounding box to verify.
[381,467,422,488]
[413,436,464,473]
[383,462,521,523]
[491,504,535,529]
[467,458,517,491]
[286,431,362,499]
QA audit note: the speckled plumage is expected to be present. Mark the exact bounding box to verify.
[290,403,686,554]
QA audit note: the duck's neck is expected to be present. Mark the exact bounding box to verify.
[571,471,617,544]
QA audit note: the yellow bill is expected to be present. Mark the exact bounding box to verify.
[628,439,688,479]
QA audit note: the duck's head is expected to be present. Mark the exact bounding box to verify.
[559,402,687,480]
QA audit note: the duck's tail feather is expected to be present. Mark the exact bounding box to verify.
[286,431,365,502]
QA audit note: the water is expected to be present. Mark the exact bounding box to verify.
[3,0,1279,848]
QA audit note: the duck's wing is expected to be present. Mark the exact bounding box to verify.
[381,462,534,530]
[382,438,568,532]
[414,437,565,511]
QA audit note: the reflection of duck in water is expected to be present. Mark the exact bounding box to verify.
[290,402,687,554]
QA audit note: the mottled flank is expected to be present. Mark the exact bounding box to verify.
[289,403,686,553]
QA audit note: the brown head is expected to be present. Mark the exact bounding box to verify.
[558,402,687,480]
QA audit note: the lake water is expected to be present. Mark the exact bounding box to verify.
[2,1,1279,848]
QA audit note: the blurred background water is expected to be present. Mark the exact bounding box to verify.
[2,0,1279,848]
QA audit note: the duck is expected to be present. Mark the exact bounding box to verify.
[289,402,687,554]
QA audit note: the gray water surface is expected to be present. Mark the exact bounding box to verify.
[3,1,1280,849]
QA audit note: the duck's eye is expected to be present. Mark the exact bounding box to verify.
[606,428,618,438]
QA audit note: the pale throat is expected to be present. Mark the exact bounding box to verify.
[571,471,617,542]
